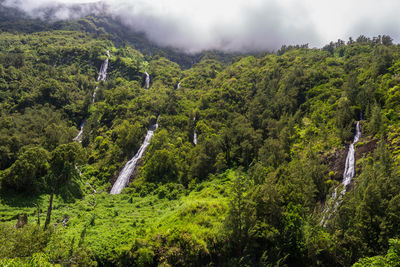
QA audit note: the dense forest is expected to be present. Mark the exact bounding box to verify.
[0,8,400,267]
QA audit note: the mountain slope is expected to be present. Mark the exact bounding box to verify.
[0,15,399,266]
[0,3,243,69]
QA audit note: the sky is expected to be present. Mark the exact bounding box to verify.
[3,0,400,53]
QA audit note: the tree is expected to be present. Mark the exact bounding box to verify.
[322,42,335,55]
[344,73,359,105]
[224,115,262,167]
[258,137,287,168]
[44,123,76,150]
[1,145,49,193]
[372,46,393,77]
[142,149,178,183]
[113,120,144,158]
[281,204,306,266]
[225,172,254,257]
[381,35,393,46]
[335,96,354,141]
[44,142,83,229]
[367,104,383,136]
[37,79,64,107]
[354,239,400,266]
[190,135,222,180]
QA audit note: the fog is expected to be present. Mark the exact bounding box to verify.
[3,0,400,53]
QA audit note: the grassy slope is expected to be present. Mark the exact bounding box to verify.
[0,170,233,263]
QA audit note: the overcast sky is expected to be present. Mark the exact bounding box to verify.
[3,0,400,53]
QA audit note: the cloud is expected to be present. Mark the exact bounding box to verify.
[106,0,321,52]
[2,0,400,53]
[303,0,400,46]
[2,0,106,20]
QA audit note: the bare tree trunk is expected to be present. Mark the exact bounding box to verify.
[44,191,54,229]
[44,180,56,229]
[34,203,40,225]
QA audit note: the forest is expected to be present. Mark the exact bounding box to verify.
[0,10,400,267]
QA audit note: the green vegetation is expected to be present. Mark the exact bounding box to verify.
[0,14,400,266]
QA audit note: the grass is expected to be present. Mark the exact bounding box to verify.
[0,170,235,263]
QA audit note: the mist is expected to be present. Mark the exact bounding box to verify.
[2,0,400,53]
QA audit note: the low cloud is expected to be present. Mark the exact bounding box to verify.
[2,0,400,53]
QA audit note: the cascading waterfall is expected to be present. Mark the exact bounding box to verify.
[145,71,150,89]
[110,119,159,194]
[193,116,197,145]
[92,51,110,102]
[73,119,85,142]
[73,51,110,142]
[75,165,97,193]
[177,82,181,89]
[321,121,362,226]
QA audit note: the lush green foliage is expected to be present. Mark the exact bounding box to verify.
[0,14,400,266]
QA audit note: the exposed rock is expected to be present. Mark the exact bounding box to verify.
[15,214,28,228]
[62,217,69,227]
[355,139,377,160]
[324,147,348,182]
[324,138,377,185]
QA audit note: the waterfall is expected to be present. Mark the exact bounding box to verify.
[75,165,97,193]
[110,119,159,194]
[74,51,109,142]
[193,116,197,145]
[92,89,97,103]
[97,56,109,82]
[145,72,150,89]
[92,51,110,102]
[321,121,362,226]
[73,119,85,142]
[75,165,82,176]
[177,82,181,89]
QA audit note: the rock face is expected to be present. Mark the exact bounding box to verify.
[355,139,377,160]
[325,147,349,182]
[324,139,377,186]
[15,214,27,228]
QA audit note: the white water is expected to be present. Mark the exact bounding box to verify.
[145,71,150,89]
[75,165,82,176]
[74,51,109,142]
[321,121,361,226]
[92,51,110,102]
[177,82,181,89]
[193,116,197,145]
[110,120,159,194]
[75,165,97,193]
[193,131,197,145]
[73,119,85,142]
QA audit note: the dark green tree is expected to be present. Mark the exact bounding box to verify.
[44,142,83,229]
[1,146,49,193]
[225,173,254,257]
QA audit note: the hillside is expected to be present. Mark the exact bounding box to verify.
[0,4,242,69]
[0,11,400,266]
